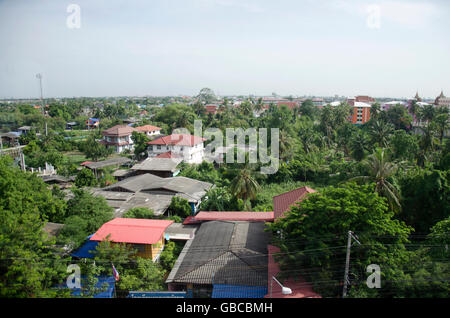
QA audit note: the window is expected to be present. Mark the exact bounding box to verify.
[157,145,161,150]
[133,244,146,253]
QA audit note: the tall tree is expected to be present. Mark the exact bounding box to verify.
[131,131,150,160]
[348,148,401,210]
[0,156,69,297]
[230,167,260,210]
[369,119,394,148]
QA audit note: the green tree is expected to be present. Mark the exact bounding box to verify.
[159,241,184,272]
[0,156,69,297]
[131,131,150,160]
[390,130,418,161]
[369,119,394,148]
[268,183,412,298]
[116,257,166,293]
[230,167,260,210]
[123,207,155,219]
[383,104,412,130]
[348,148,401,211]
[59,189,114,248]
[167,197,192,218]
[299,99,317,119]
[196,87,216,104]
[398,169,449,234]
[79,135,113,161]
[433,112,449,145]
[350,130,370,161]
[75,168,97,188]
[199,187,244,211]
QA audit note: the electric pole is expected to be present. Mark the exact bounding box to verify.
[36,73,47,136]
[343,230,361,298]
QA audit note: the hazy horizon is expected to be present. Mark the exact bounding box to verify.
[1,0,449,100]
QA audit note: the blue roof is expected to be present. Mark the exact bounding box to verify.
[212,284,268,298]
[88,118,100,121]
[67,276,115,298]
[71,234,98,259]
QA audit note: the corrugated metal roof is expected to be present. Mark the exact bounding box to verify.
[195,211,274,222]
[166,221,268,287]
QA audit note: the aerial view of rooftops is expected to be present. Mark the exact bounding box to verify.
[0,0,448,306]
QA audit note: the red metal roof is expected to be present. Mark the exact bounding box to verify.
[195,211,274,222]
[273,186,316,219]
[148,134,206,146]
[80,161,94,166]
[182,216,201,225]
[90,218,173,245]
[265,245,321,298]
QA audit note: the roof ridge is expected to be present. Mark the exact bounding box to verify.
[176,250,230,281]
[272,186,308,199]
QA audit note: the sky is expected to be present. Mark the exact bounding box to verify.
[0,0,449,99]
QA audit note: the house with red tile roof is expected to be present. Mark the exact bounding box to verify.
[90,218,173,261]
[135,125,162,138]
[155,151,182,159]
[273,186,316,219]
[147,134,206,164]
[205,104,219,115]
[100,125,138,153]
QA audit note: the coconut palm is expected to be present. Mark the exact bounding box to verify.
[433,113,449,144]
[348,148,401,210]
[350,131,370,161]
[230,167,260,210]
[369,120,394,148]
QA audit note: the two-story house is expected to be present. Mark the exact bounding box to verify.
[100,125,137,153]
[135,125,162,138]
[147,134,206,164]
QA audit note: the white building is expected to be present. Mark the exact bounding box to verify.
[147,134,206,164]
[135,125,162,138]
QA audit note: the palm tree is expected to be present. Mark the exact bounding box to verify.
[433,113,449,144]
[369,120,394,147]
[370,103,381,120]
[418,104,436,123]
[416,123,438,167]
[230,167,260,210]
[348,148,401,211]
[350,131,370,161]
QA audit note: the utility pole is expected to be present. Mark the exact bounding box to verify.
[36,73,47,136]
[343,230,361,298]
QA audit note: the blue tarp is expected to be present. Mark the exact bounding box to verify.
[66,276,115,298]
[212,284,268,298]
[71,234,98,259]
